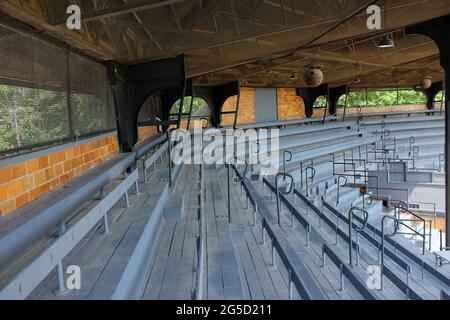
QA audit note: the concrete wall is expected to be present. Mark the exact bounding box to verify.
[368,170,445,215]
[0,133,120,217]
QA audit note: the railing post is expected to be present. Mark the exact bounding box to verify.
[272,243,276,267]
[288,269,293,300]
[167,131,172,188]
[348,207,369,266]
[380,215,399,290]
[55,261,68,296]
[322,246,326,268]
[227,164,231,223]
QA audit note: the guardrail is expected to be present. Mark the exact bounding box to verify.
[1,169,140,299]
[233,167,324,300]
[0,134,172,299]
[322,201,411,275]
[348,207,369,266]
[394,201,431,254]
[263,178,311,246]
[0,153,136,270]
[143,141,169,183]
[316,200,421,299]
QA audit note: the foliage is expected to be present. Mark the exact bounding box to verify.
[335,89,426,108]
[171,97,207,114]
[0,84,114,153]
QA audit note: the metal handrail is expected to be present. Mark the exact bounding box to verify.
[227,156,248,223]
[336,175,348,205]
[283,150,293,176]
[412,146,420,171]
[251,142,261,173]
[361,192,373,209]
[233,158,249,183]
[304,166,316,197]
[439,153,444,172]
[200,117,210,129]
[379,120,386,137]
[348,207,369,266]
[166,128,188,188]
[380,215,400,290]
[394,202,430,255]
[275,172,294,225]
[408,136,415,156]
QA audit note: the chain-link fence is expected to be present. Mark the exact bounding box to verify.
[0,22,116,158]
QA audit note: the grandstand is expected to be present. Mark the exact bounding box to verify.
[0,0,449,301]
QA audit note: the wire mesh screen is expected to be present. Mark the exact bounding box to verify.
[0,22,116,157]
[69,52,116,137]
[0,24,69,154]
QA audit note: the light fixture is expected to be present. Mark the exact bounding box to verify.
[420,76,432,89]
[378,0,394,48]
[303,65,324,87]
[378,35,394,48]
[289,73,298,81]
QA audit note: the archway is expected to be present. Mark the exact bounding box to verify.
[434,90,446,111]
[313,95,328,117]
[137,94,161,141]
[171,97,210,129]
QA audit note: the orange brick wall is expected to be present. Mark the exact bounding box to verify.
[0,135,120,217]
[277,88,306,120]
[336,104,427,115]
[221,87,256,126]
[138,126,158,141]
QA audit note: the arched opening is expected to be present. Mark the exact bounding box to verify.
[336,88,427,115]
[434,90,445,111]
[137,95,160,141]
[313,95,328,117]
[171,97,210,129]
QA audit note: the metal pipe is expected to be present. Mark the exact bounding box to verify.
[304,167,316,198]
[380,215,399,290]
[275,172,294,225]
[0,153,136,269]
[336,175,348,206]
[283,151,292,178]
[348,207,369,266]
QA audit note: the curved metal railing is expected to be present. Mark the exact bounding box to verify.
[304,166,316,198]
[348,207,369,266]
[394,201,430,255]
[283,150,293,176]
[380,215,400,290]
[336,175,348,206]
[409,136,415,156]
[439,153,445,172]
[361,192,373,209]
[275,172,294,225]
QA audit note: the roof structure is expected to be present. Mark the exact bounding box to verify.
[0,0,449,88]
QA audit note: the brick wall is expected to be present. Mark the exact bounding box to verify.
[221,87,256,126]
[336,104,427,115]
[0,134,120,217]
[277,88,306,120]
[138,126,158,141]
